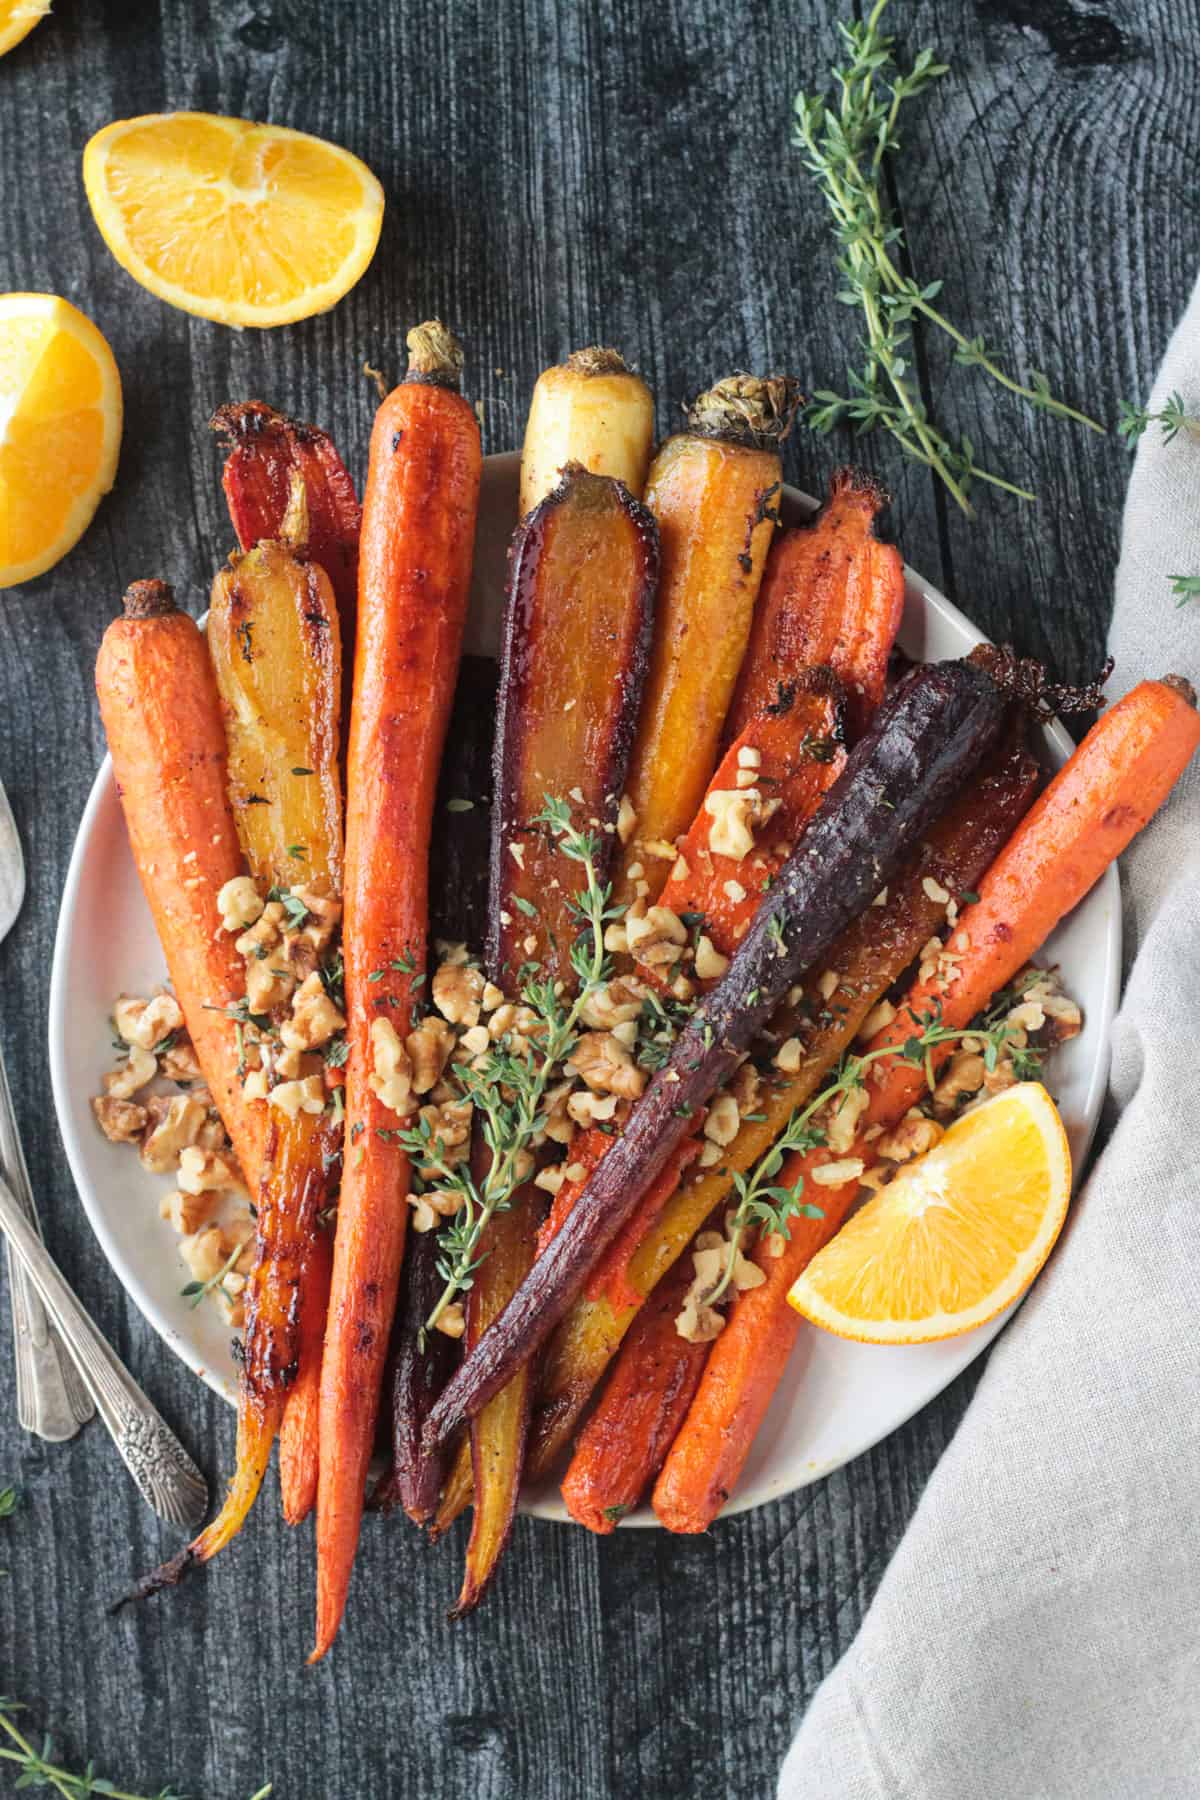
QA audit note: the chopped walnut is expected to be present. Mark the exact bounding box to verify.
[159,1036,202,1084]
[408,1193,438,1233]
[268,1075,326,1120]
[415,1096,473,1173]
[432,958,485,1028]
[704,1092,740,1147]
[580,975,648,1030]
[91,1095,148,1143]
[616,794,638,844]
[293,887,342,952]
[159,1189,214,1235]
[406,1016,456,1094]
[217,875,264,934]
[858,998,897,1041]
[875,1110,943,1165]
[774,1037,803,1075]
[180,1226,227,1286]
[103,1044,157,1099]
[703,787,782,861]
[435,1302,467,1339]
[139,1094,209,1173]
[823,1084,869,1155]
[932,1050,987,1117]
[624,901,688,970]
[811,1157,866,1186]
[368,1017,415,1118]
[566,1087,622,1130]
[177,1146,245,1196]
[694,934,730,982]
[113,989,184,1051]
[569,1031,647,1100]
[280,971,345,1056]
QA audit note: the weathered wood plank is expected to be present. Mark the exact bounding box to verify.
[0,1,1197,1795]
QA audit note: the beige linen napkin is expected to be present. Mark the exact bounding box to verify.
[780,280,1200,1800]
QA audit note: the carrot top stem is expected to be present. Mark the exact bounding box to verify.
[565,345,632,376]
[122,578,178,619]
[405,319,465,388]
[686,372,803,448]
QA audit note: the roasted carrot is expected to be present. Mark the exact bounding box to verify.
[424,658,1007,1454]
[384,1224,460,1525]
[651,1157,859,1533]
[860,674,1200,1130]
[278,1223,332,1526]
[727,466,904,743]
[490,464,658,982]
[428,1432,473,1540]
[520,347,655,519]
[313,322,481,1661]
[645,672,846,979]
[94,580,266,1187]
[442,466,657,1610]
[527,727,1038,1477]
[562,1242,713,1533]
[129,507,347,1593]
[211,399,361,650]
[614,373,801,907]
[654,676,1200,1531]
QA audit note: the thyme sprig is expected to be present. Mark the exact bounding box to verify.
[1117,392,1200,446]
[1168,574,1200,607]
[0,1697,274,1800]
[404,797,619,1339]
[179,1236,243,1309]
[793,0,1102,515]
[705,998,1041,1309]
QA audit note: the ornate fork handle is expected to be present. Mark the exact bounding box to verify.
[0,1046,93,1438]
[0,1170,208,1528]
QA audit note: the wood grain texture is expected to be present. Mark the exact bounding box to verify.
[0,1,1197,1794]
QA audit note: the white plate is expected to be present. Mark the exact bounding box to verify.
[49,452,1120,1525]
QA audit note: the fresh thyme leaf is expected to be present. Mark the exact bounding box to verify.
[324,1034,349,1069]
[1169,574,1200,606]
[266,885,310,930]
[286,844,307,861]
[793,0,1102,515]
[0,1486,16,1520]
[445,797,474,813]
[513,895,538,918]
[1117,391,1200,446]
[0,1694,269,1800]
[291,766,314,776]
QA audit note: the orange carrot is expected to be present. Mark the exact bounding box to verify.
[651,1160,859,1533]
[860,674,1200,1130]
[563,1244,712,1533]
[654,675,1200,1531]
[727,466,904,742]
[647,673,846,977]
[615,372,800,906]
[313,322,481,1660]
[94,580,266,1187]
[279,1224,332,1526]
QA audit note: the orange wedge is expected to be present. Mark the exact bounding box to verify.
[788,1083,1071,1344]
[82,113,384,328]
[0,0,49,59]
[0,293,123,589]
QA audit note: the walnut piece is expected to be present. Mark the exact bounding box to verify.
[217,875,264,934]
[405,1016,456,1095]
[91,1095,148,1143]
[103,1044,157,1100]
[368,1017,415,1118]
[432,958,485,1027]
[139,1094,209,1173]
[568,1031,646,1100]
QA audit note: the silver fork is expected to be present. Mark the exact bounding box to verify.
[0,775,93,1439]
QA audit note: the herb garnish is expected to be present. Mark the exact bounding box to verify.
[1168,575,1200,608]
[0,1698,273,1800]
[1117,392,1200,446]
[793,0,1101,514]
[704,996,1042,1308]
[180,1236,244,1309]
[398,797,620,1340]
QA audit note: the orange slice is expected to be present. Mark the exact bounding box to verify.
[0,1,49,59]
[788,1083,1071,1343]
[0,293,123,589]
[82,112,384,328]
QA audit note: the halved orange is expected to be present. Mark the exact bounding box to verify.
[0,0,49,59]
[0,293,123,589]
[82,112,384,329]
[788,1083,1072,1343]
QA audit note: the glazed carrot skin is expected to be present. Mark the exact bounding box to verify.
[655,676,1200,1532]
[562,1237,712,1534]
[211,400,361,648]
[279,1223,332,1526]
[727,466,904,744]
[647,673,847,978]
[527,728,1038,1478]
[313,323,481,1662]
[94,580,266,1187]
[615,373,801,907]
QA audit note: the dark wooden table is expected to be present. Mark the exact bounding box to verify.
[1,3,1196,1795]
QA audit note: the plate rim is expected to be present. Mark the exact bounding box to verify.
[48,459,1121,1527]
